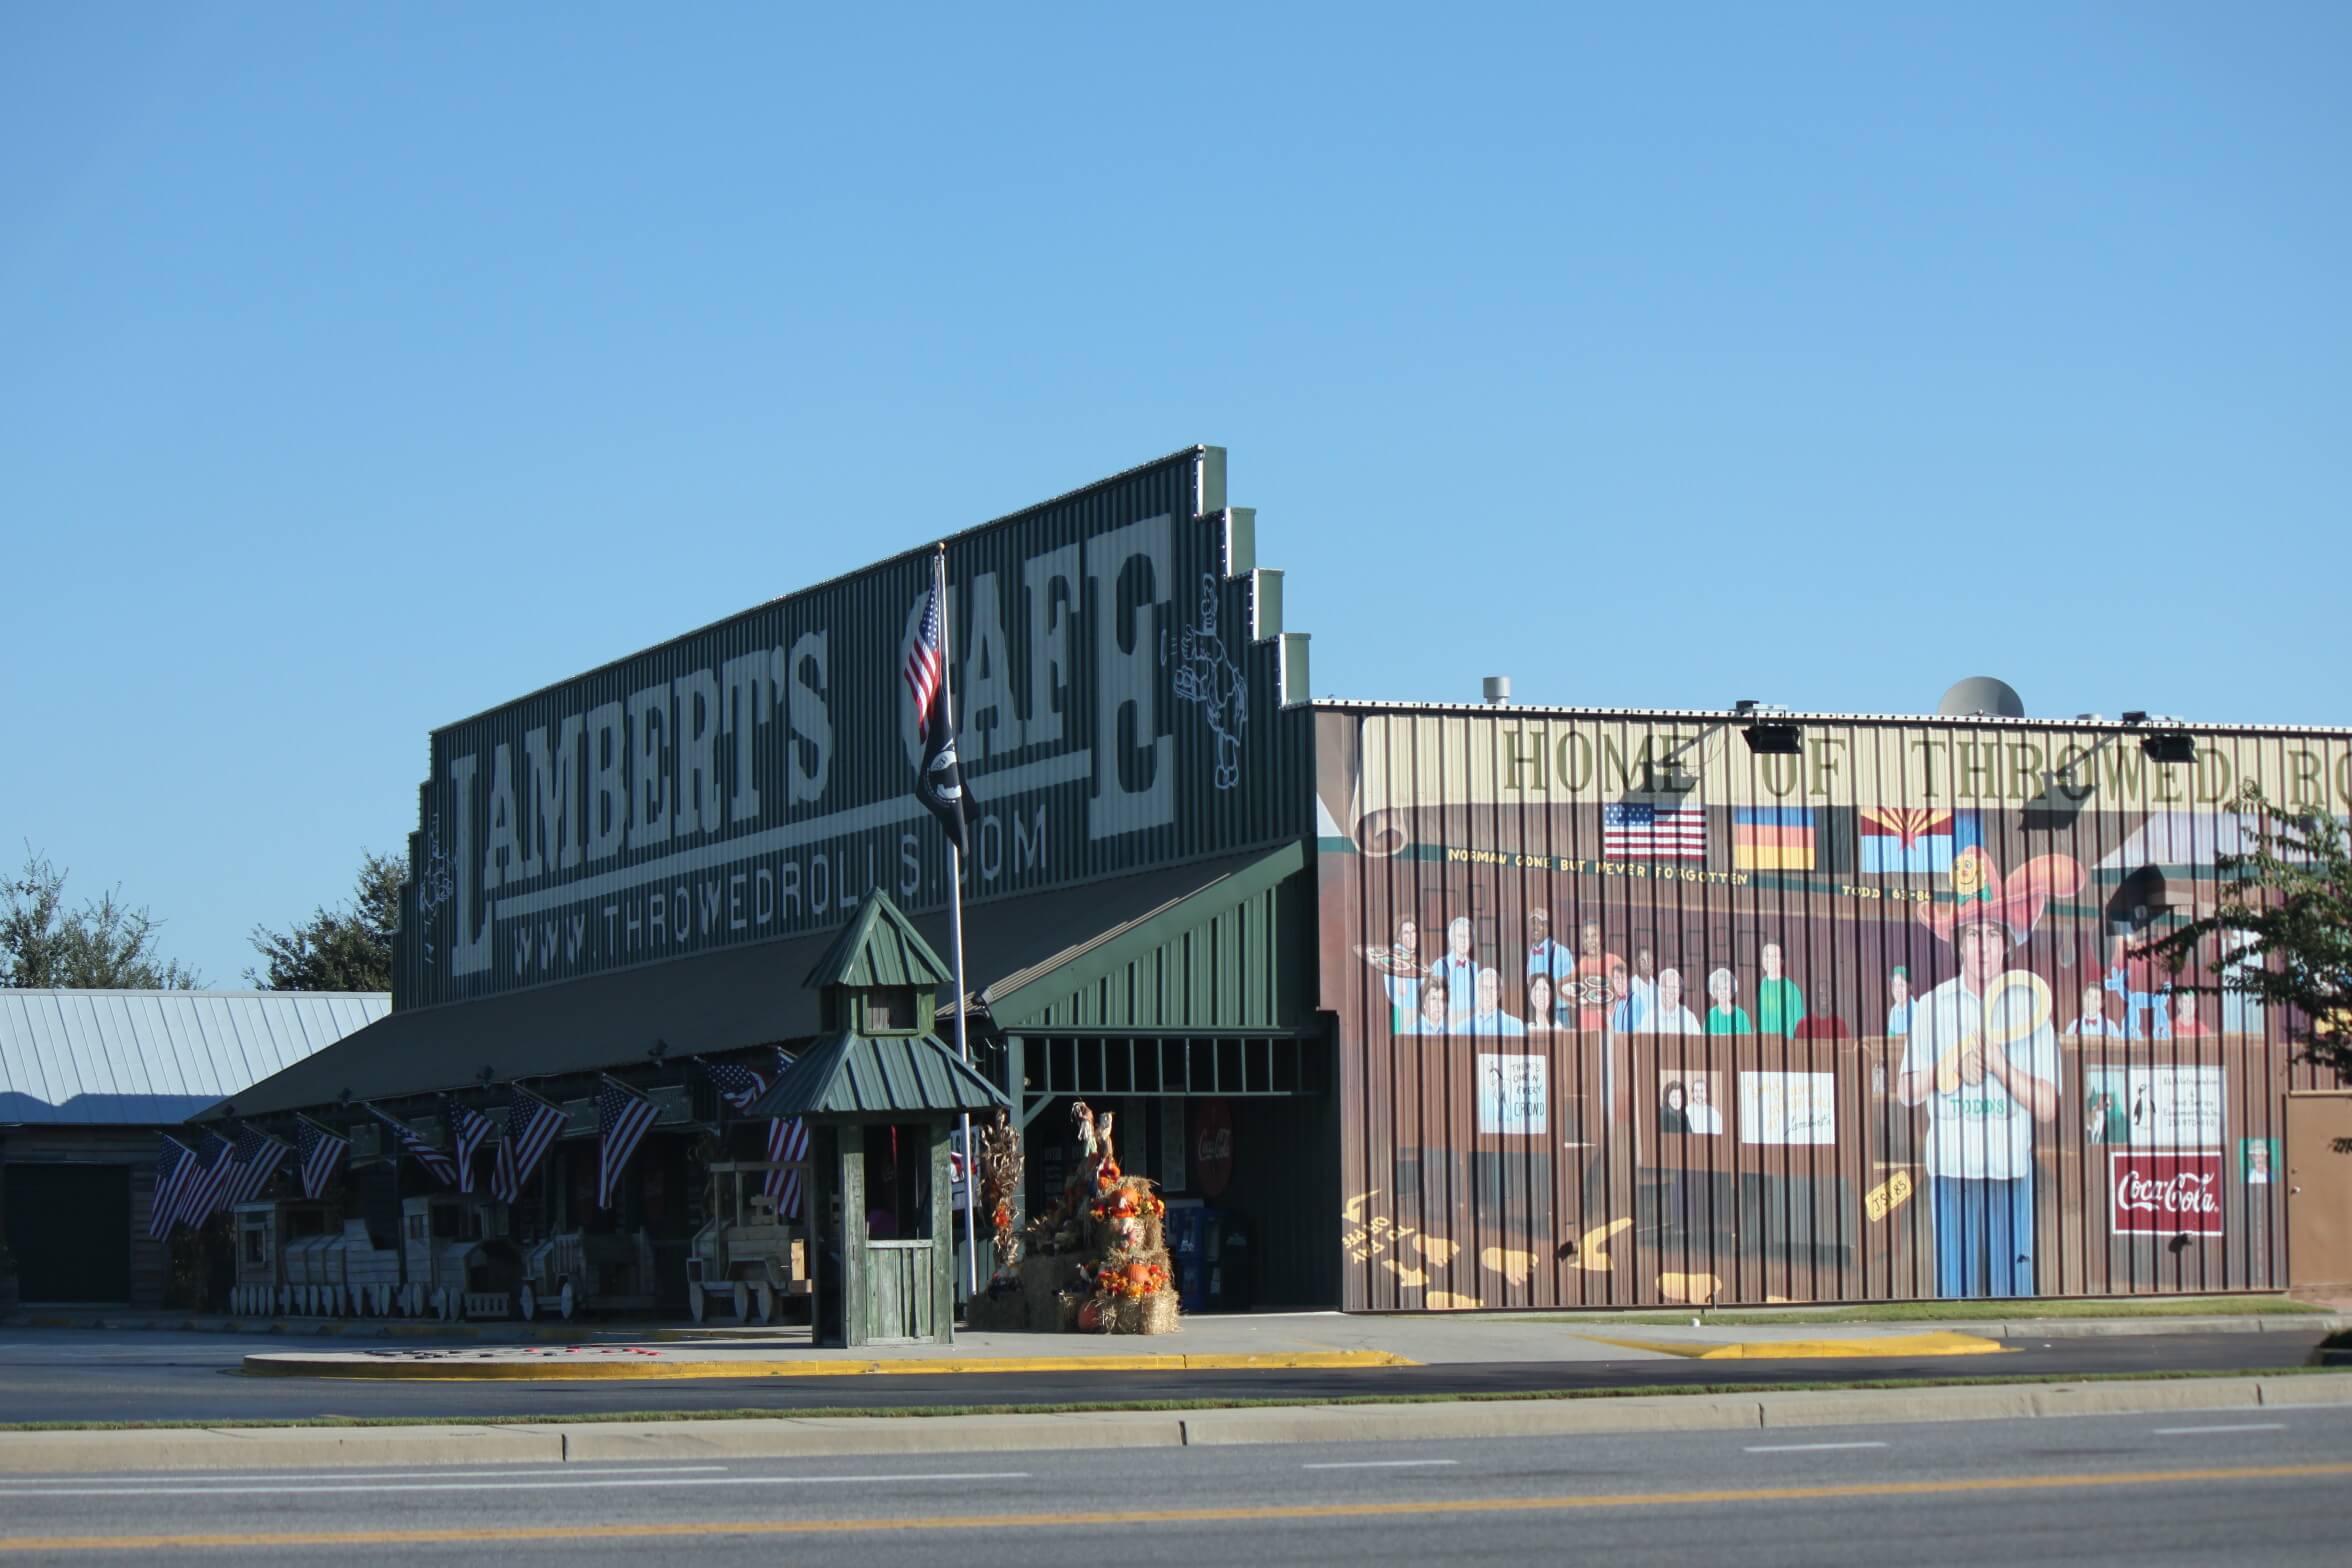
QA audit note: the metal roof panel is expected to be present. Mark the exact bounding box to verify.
[0,990,389,1126]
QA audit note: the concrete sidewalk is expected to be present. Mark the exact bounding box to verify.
[4,1374,2350,1473]
[232,1307,2352,1380]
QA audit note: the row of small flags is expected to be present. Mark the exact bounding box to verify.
[147,1067,802,1234]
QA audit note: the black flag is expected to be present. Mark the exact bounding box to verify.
[905,574,970,853]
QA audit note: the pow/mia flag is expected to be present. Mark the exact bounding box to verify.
[918,692,969,854]
[905,572,971,854]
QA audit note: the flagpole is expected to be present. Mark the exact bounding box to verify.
[935,545,980,1305]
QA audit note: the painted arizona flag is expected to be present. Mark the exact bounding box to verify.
[1860,807,1956,873]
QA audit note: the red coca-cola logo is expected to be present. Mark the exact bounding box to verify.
[2109,1151,2224,1236]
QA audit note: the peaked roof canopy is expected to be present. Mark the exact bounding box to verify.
[803,892,952,992]
[749,1030,1006,1122]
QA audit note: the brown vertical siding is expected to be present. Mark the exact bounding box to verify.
[1318,706,2350,1311]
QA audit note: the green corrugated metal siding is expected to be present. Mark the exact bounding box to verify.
[802,896,952,990]
[395,446,1318,1012]
[754,1033,1003,1121]
[985,843,1313,1034]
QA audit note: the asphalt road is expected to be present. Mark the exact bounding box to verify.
[0,1327,2337,1423]
[1,1404,2348,1565]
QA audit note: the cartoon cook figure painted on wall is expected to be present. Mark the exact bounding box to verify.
[1894,844,2084,1299]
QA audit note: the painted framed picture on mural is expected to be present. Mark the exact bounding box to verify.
[2085,1065,2225,1149]
[1476,1054,1547,1136]
[1657,1071,1725,1135]
[1738,1071,1836,1145]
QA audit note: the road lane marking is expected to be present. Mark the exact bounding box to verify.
[0,1465,728,1487]
[2151,1423,2288,1436]
[0,1470,1030,1500]
[1743,1442,1890,1453]
[2,1461,2345,1551]
[1300,1460,1461,1471]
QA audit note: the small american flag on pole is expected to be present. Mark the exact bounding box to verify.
[365,1104,458,1185]
[447,1101,495,1194]
[699,1054,808,1214]
[492,1087,566,1205]
[596,1077,659,1210]
[224,1125,289,1206]
[294,1117,349,1200]
[172,1130,239,1229]
[149,1136,197,1239]
[1603,802,1707,861]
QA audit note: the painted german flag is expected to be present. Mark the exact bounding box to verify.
[1733,806,1815,870]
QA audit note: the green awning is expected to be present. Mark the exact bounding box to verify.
[750,1031,1005,1122]
[979,839,1312,1034]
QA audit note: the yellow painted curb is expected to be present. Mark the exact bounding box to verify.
[1578,1330,2008,1361]
[241,1349,1417,1381]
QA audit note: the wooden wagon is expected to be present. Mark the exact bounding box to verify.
[686,1160,813,1324]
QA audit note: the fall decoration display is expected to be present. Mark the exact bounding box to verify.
[967,1099,1182,1335]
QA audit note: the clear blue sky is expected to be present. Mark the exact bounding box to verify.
[4,3,2346,987]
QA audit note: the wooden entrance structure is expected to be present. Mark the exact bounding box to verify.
[749,894,1005,1347]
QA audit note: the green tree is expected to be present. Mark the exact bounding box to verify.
[247,851,405,992]
[0,849,202,989]
[2142,786,2352,1079]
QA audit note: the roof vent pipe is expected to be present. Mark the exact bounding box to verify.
[1482,675,1512,707]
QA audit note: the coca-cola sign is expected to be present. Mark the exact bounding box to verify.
[2109,1151,2224,1237]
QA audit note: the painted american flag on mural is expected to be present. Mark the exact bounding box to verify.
[1602,802,1707,860]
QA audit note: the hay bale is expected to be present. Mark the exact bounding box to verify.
[1113,1289,1180,1335]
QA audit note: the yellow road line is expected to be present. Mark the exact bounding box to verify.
[1578,1331,2008,1361]
[3,1461,2345,1552]
[240,1349,1416,1380]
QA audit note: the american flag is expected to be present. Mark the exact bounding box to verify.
[773,1113,809,1219]
[596,1077,659,1210]
[365,1104,458,1185]
[905,576,947,740]
[148,1136,197,1239]
[447,1101,495,1194]
[699,1054,807,1214]
[492,1087,567,1205]
[294,1116,349,1200]
[172,1130,240,1229]
[1603,802,1707,860]
[224,1125,290,1207]
[699,1056,769,1114]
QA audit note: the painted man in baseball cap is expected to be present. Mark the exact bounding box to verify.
[1893,846,2083,1298]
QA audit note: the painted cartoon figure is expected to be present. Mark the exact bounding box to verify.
[1895,847,2082,1299]
[1171,572,1247,790]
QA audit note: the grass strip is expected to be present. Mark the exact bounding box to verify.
[1,1365,2339,1434]
[1522,1297,2327,1327]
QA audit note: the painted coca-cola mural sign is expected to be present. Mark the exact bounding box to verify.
[2110,1151,2225,1236]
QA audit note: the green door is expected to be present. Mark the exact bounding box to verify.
[5,1163,132,1303]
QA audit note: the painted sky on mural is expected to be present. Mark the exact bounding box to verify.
[4,4,2346,986]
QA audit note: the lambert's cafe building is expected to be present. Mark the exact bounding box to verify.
[213,447,2352,1315]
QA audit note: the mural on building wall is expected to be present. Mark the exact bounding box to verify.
[393,450,1311,1008]
[1316,709,2351,1311]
